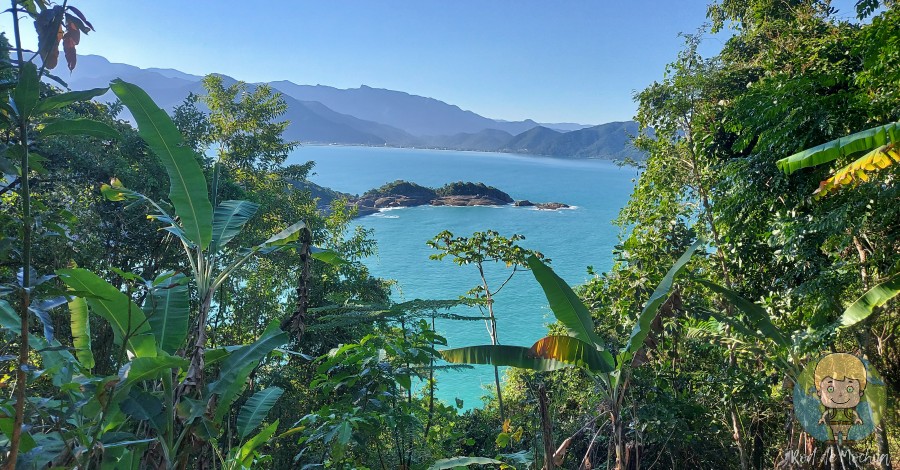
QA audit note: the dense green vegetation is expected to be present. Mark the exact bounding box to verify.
[1,1,898,469]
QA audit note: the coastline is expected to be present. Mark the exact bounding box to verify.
[295,141,635,162]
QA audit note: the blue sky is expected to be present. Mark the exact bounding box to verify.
[11,0,863,124]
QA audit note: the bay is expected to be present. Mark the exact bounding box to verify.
[286,145,637,409]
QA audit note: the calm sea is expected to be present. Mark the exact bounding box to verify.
[286,145,637,409]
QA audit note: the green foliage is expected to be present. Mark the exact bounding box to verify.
[839,272,900,327]
[3,2,900,468]
[295,320,452,468]
[57,268,157,358]
[776,122,900,175]
[526,254,605,349]
[236,387,284,439]
[435,181,513,202]
[364,179,437,199]
[428,456,505,469]
[145,272,191,354]
[110,79,214,251]
[776,121,900,196]
[442,242,701,468]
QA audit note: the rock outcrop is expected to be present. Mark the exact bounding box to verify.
[535,202,570,210]
[346,180,569,215]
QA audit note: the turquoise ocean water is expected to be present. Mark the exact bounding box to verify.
[285,145,637,409]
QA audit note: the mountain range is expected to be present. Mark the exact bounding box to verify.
[64,55,644,160]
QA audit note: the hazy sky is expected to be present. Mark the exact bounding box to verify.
[10,0,863,124]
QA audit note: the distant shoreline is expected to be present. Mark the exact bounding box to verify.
[294,142,634,162]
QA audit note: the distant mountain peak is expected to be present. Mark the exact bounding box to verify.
[63,55,642,159]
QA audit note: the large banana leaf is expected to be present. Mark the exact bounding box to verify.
[812,144,900,196]
[776,122,899,175]
[58,268,157,357]
[237,420,279,468]
[697,279,791,348]
[145,273,190,354]
[38,118,120,139]
[68,296,94,369]
[441,344,570,372]
[213,362,257,422]
[237,386,284,439]
[428,456,504,469]
[257,220,308,253]
[211,200,259,251]
[110,79,213,250]
[530,335,615,373]
[310,247,348,266]
[12,62,39,120]
[208,322,289,397]
[624,240,702,354]
[839,273,900,328]
[33,87,108,115]
[119,355,188,388]
[526,255,604,347]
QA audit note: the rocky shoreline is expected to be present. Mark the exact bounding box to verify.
[350,180,570,216]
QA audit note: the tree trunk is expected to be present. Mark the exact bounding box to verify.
[7,5,32,467]
[875,423,893,470]
[539,384,556,470]
[614,412,626,470]
[852,235,893,470]
[480,266,505,421]
[179,292,214,399]
[281,236,311,337]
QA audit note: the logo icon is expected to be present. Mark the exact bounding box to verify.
[793,353,886,445]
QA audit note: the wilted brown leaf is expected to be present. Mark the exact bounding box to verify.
[63,35,77,71]
[45,47,59,70]
[66,21,81,45]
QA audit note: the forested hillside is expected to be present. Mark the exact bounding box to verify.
[0,1,898,469]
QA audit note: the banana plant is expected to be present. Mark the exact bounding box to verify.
[97,79,308,396]
[776,122,900,197]
[45,79,339,468]
[441,240,702,469]
[695,272,900,394]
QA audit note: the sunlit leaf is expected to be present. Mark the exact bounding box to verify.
[258,220,307,252]
[839,274,900,328]
[441,344,569,372]
[58,268,157,357]
[530,335,615,373]
[813,144,900,197]
[776,122,899,175]
[238,420,279,468]
[68,295,94,369]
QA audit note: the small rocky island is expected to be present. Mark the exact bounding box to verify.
[350,180,569,216]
